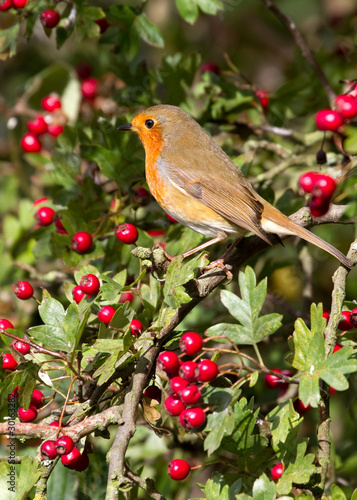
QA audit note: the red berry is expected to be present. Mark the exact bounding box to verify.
[323,307,330,322]
[47,124,64,137]
[338,310,353,331]
[312,175,336,199]
[169,376,188,395]
[180,384,201,405]
[264,369,282,389]
[73,453,89,472]
[293,399,310,415]
[157,351,180,374]
[41,94,61,112]
[333,344,343,353]
[196,359,219,382]
[308,195,330,217]
[130,319,143,336]
[134,187,151,205]
[116,223,139,245]
[0,319,14,330]
[54,216,67,234]
[315,109,344,131]
[14,281,33,300]
[81,77,98,101]
[71,232,93,254]
[98,306,116,325]
[0,0,13,11]
[179,361,198,382]
[41,440,58,460]
[349,308,357,329]
[21,133,42,153]
[72,285,86,304]
[80,274,100,296]
[27,116,47,136]
[335,94,357,120]
[118,291,134,303]
[166,214,177,223]
[95,17,109,34]
[147,229,165,237]
[168,459,190,480]
[76,62,92,80]
[50,421,60,427]
[8,386,19,400]
[40,10,60,29]
[298,172,318,194]
[179,332,203,356]
[33,197,50,206]
[255,90,269,110]
[164,395,186,416]
[2,353,18,371]
[179,407,206,429]
[271,463,284,481]
[55,436,74,455]
[13,0,27,7]
[18,405,38,422]
[201,62,220,75]
[35,206,55,226]
[31,389,45,408]
[143,385,161,402]
[12,340,31,355]
[61,447,82,469]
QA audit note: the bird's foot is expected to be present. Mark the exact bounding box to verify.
[200,258,233,284]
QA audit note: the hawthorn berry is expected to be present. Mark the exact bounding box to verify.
[166,213,177,223]
[271,463,284,481]
[95,17,109,34]
[143,385,161,402]
[196,359,219,382]
[47,124,64,137]
[13,0,27,7]
[54,216,67,234]
[0,318,14,330]
[147,229,165,237]
[255,89,269,110]
[168,459,190,480]
[338,311,353,331]
[118,291,134,303]
[41,94,61,112]
[76,62,92,80]
[293,399,310,415]
[41,440,58,460]
[61,447,82,469]
[130,319,143,336]
[73,453,89,472]
[21,133,42,153]
[134,187,151,205]
[0,0,13,11]
[33,197,49,206]
[98,306,116,325]
[335,94,357,120]
[40,10,60,29]
[350,308,357,329]
[2,353,17,371]
[18,405,38,422]
[323,307,330,322]
[14,281,33,300]
[298,172,318,194]
[8,386,19,400]
[315,109,344,131]
[81,77,98,100]
[72,286,86,304]
[179,407,206,429]
[179,331,203,356]
[71,231,93,254]
[333,344,342,353]
[31,389,45,408]
[168,376,188,395]
[80,274,100,296]
[308,195,330,217]
[179,361,198,382]
[312,175,336,199]
[35,206,55,226]
[164,396,186,416]
[116,223,139,245]
[264,369,282,389]
[50,421,60,427]
[55,436,74,455]
[27,116,47,136]
[201,62,220,75]
[180,384,201,405]
[12,340,31,355]
[157,351,180,375]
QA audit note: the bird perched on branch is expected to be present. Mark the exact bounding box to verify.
[118,104,352,273]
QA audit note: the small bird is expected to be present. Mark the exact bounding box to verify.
[118,104,352,270]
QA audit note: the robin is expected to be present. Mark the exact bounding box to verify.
[118,104,352,272]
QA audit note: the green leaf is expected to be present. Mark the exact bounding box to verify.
[276,442,315,495]
[251,474,276,500]
[0,23,20,58]
[196,0,224,15]
[206,266,282,345]
[321,346,357,391]
[0,456,41,500]
[267,400,302,461]
[176,0,199,24]
[91,339,124,354]
[330,484,347,500]
[135,13,164,48]
[81,144,120,181]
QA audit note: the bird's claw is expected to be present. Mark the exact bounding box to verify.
[200,259,233,284]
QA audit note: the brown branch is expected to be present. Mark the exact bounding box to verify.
[125,466,167,500]
[260,0,335,104]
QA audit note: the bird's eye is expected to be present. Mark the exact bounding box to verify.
[145,119,154,129]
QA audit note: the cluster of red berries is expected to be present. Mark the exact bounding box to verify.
[8,385,45,422]
[298,172,337,217]
[264,368,311,415]
[338,308,357,331]
[155,332,219,480]
[41,435,89,472]
[0,0,27,11]
[21,94,64,153]
[315,92,357,132]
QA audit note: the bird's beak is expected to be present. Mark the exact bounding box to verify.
[117,123,133,131]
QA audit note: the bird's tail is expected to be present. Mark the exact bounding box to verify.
[261,205,352,269]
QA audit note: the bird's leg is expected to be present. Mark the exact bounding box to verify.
[200,236,243,283]
[181,233,228,259]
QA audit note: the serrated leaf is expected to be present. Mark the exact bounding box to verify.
[204,406,235,455]
[251,474,276,500]
[0,23,20,59]
[276,442,315,495]
[176,0,199,24]
[267,400,302,461]
[135,13,164,48]
[321,346,357,391]
[0,456,41,500]
[91,339,124,353]
[164,255,202,309]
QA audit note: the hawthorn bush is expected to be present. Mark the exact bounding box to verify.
[0,1,357,499]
